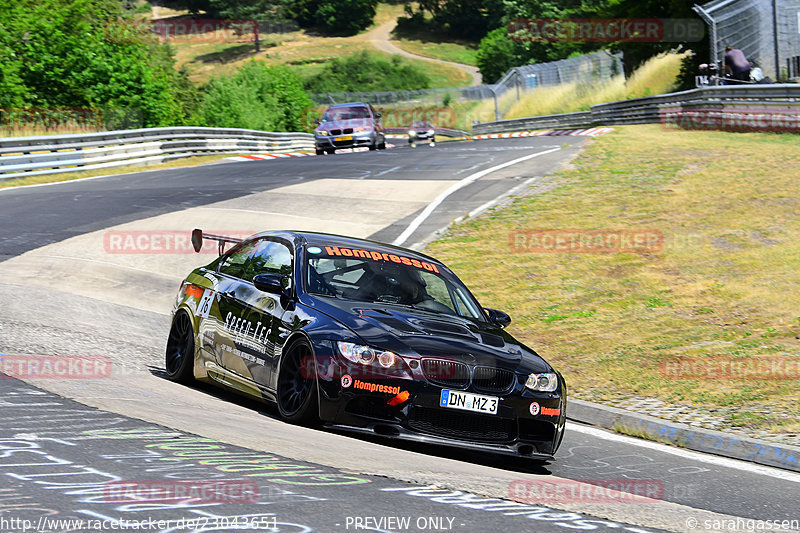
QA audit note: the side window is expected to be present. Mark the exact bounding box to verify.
[419,272,456,312]
[453,288,481,318]
[242,240,293,282]
[218,240,259,279]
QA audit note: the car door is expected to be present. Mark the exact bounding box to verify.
[215,237,294,394]
[213,238,260,383]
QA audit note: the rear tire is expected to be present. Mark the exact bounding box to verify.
[326,149,335,155]
[315,149,324,156]
[276,338,319,425]
[378,141,386,150]
[165,310,195,383]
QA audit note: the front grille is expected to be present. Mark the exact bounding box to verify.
[330,129,341,135]
[421,358,470,388]
[408,406,516,443]
[472,366,515,394]
[343,128,354,134]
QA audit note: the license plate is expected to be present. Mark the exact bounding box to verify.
[439,389,498,415]
[335,136,353,141]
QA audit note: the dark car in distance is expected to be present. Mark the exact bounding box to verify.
[314,103,386,154]
[166,230,567,461]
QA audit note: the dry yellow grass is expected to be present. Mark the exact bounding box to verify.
[504,52,688,119]
[426,124,800,434]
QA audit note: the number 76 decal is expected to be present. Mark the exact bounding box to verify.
[196,289,215,318]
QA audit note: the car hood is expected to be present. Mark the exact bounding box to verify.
[305,296,552,374]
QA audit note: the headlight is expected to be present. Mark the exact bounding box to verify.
[408,130,416,137]
[337,342,395,367]
[427,129,434,135]
[316,130,329,136]
[525,373,558,392]
[378,351,396,368]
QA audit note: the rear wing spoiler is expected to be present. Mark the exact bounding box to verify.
[191,228,243,255]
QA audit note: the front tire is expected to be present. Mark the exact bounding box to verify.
[276,338,319,425]
[165,310,195,383]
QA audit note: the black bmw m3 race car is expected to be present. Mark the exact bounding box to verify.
[166,230,567,460]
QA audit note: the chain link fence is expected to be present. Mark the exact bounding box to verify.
[694,0,800,81]
[309,86,495,108]
[496,51,623,89]
[310,50,624,124]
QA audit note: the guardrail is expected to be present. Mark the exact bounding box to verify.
[473,84,800,134]
[383,126,469,137]
[0,127,314,180]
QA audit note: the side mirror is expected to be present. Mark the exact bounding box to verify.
[314,118,321,125]
[253,273,291,295]
[485,308,511,328]
[375,113,382,118]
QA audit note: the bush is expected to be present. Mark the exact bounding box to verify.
[195,61,313,131]
[476,28,516,83]
[304,51,430,93]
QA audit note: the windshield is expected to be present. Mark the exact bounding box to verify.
[305,247,484,319]
[322,106,370,121]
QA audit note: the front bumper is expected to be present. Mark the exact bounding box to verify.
[314,353,566,459]
[410,131,434,141]
[315,133,375,150]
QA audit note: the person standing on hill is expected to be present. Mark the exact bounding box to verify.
[724,45,751,82]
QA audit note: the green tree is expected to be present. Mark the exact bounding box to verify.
[285,0,378,35]
[402,0,505,41]
[0,0,193,127]
[476,27,515,83]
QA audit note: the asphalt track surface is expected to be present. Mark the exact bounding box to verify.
[1,137,798,533]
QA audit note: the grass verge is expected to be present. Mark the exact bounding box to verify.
[425,124,800,435]
[390,37,478,67]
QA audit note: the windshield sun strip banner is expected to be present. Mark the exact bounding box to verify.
[319,246,440,274]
